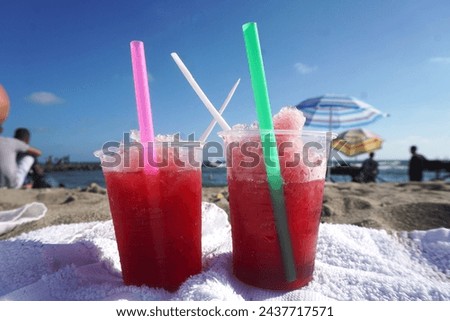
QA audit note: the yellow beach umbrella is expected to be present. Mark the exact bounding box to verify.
[332,128,383,156]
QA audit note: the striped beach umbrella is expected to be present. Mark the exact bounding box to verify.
[295,94,388,130]
[332,128,383,157]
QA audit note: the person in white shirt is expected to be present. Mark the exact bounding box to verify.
[0,85,42,188]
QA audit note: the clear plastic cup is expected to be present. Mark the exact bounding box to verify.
[219,129,332,290]
[95,132,202,291]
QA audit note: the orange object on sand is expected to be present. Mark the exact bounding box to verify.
[0,85,10,123]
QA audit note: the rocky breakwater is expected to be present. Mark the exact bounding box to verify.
[43,162,101,172]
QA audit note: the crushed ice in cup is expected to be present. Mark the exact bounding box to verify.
[129,129,140,142]
[231,107,305,131]
[273,106,305,130]
[94,131,202,172]
[221,107,327,183]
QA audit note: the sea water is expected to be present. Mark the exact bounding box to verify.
[46,160,447,189]
[46,166,228,189]
[331,160,446,183]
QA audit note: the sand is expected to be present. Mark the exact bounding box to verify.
[1,181,449,240]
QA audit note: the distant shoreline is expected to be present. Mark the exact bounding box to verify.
[42,161,227,172]
[43,162,101,172]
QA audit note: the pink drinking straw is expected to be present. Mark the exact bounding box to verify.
[130,41,156,173]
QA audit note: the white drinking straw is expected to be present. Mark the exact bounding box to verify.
[171,52,231,131]
[199,78,240,143]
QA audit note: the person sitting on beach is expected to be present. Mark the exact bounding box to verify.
[409,145,426,182]
[0,85,43,188]
[14,128,51,188]
[0,126,42,188]
[358,152,379,183]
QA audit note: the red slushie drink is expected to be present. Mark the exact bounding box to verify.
[97,134,202,291]
[220,107,330,290]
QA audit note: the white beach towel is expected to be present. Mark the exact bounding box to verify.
[0,202,47,235]
[0,202,448,301]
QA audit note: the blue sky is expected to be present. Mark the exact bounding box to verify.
[1,0,449,161]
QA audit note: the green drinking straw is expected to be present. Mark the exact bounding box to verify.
[242,22,296,282]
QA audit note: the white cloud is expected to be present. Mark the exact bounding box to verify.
[294,62,317,75]
[26,92,65,105]
[428,56,450,64]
